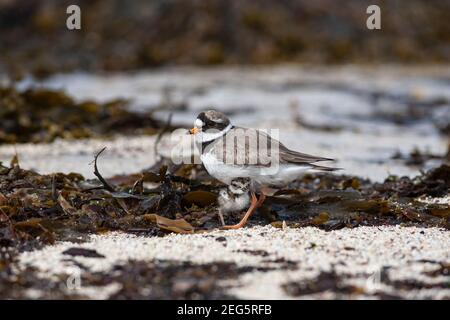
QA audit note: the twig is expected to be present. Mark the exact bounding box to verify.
[91,148,132,214]
[92,147,115,192]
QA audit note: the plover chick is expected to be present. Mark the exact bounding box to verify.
[217,177,251,226]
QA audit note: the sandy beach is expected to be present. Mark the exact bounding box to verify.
[1,66,448,299]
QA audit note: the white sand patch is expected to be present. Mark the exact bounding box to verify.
[417,195,450,205]
[17,225,450,299]
[0,135,158,178]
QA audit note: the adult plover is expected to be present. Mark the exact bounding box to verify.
[190,110,337,229]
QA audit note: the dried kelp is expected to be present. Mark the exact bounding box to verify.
[281,266,450,299]
[0,257,260,299]
[373,164,450,198]
[90,260,242,300]
[279,165,449,229]
[0,86,167,144]
[0,157,220,250]
[282,270,362,297]
[392,146,450,167]
[0,156,448,252]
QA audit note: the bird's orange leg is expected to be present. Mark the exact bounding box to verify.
[256,193,266,208]
[221,192,266,230]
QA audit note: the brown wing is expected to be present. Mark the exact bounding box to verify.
[205,127,336,170]
[205,127,275,167]
[279,145,334,164]
[277,139,338,171]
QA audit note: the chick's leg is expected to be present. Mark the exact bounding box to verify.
[222,192,265,229]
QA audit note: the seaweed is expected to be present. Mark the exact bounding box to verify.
[0,86,169,144]
[62,248,105,258]
[0,151,448,255]
[374,164,450,198]
[0,153,223,251]
[282,270,360,297]
[282,262,450,299]
[94,260,241,300]
[0,258,272,299]
[0,157,448,299]
[392,146,449,167]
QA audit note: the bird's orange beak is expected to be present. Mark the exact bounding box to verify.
[189,127,199,135]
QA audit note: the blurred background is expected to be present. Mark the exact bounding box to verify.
[1,0,449,78]
[0,0,449,181]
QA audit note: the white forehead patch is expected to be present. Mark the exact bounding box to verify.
[195,119,204,127]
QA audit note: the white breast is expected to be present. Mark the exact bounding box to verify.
[202,149,311,187]
[200,152,237,184]
[218,190,250,213]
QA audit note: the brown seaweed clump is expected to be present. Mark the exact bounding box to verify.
[270,169,449,231]
[0,151,449,253]
[0,256,256,299]
[0,158,447,301]
[0,86,166,144]
[0,158,223,251]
